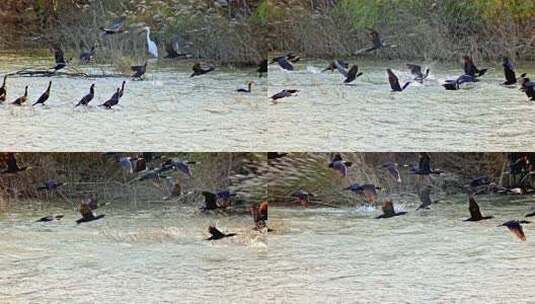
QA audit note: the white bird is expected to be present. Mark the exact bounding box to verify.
[144,27,158,58]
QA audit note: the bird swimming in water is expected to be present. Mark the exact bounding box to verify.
[381,162,401,183]
[99,88,120,109]
[271,56,294,71]
[251,201,269,231]
[406,64,430,82]
[1,153,30,174]
[257,59,268,77]
[323,60,349,72]
[237,82,254,93]
[100,16,126,37]
[464,193,493,221]
[76,200,105,224]
[32,81,52,106]
[520,74,535,100]
[387,69,411,92]
[11,86,28,106]
[498,220,530,241]
[131,62,147,79]
[328,153,352,177]
[206,225,236,241]
[345,183,381,205]
[75,84,95,107]
[376,198,407,219]
[292,190,314,208]
[0,75,7,102]
[79,46,95,64]
[416,186,438,210]
[501,57,517,85]
[442,74,476,90]
[334,61,363,84]
[270,89,298,101]
[36,214,64,222]
[50,46,68,71]
[36,180,64,191]
[190,63,215,77]
[463,55,488,78]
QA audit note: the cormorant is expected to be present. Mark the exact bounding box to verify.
[501,57,517,85]
[328,153,352,176]
[323,60,349,72]
[131,62,147,79]
[206,225,236,240]
[36,215,64,222]
[406,64,430,82]
[32,81,52,106]
[257,59,268,77]
[292,190,314,208]
[50,46,68,71]
[463,55,488,78]
[387,69,410,92]
[160,159,197,176]
[442,74,476,90]
[79,46,95,64]
[0,75,7,102]
[345,183,380,204]
[354,29,395,55]
[1,153,30,174]
[416,186,438,210]
[464,193,493,221]
[75,84,95,107]
[99,88,120,109]
[376,198,407,219]
[11,86,28,106]
[76,201,105,224]
[271,56,294,71]
[270,89,298,101]
[498,220,530,241]
[190,63,215,77]
[286,53,301,63]
[381,162,401,183]
[200,191,219,211]
[251,201,269,231]
[520,75,535,100]
[36,180,64,191]
[100,16,127,37]
[334,61,362,84]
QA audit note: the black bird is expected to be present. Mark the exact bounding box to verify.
[50,46,68,71]
[381,162,401,183]
[36,215,64,222]
[99,88,120,109]
[286,53,301,63]
[387,69,410,92]
[329,153,352,177]
[32,81,52,106]
[251,201,269,231]
[354,28,394,55]
[200,191,219,211]
[416,186,437,210]
[292,190,315,208]
[257,59,268,77]
[237,82,254,93]
[323,60,349,72]
[376,198,407,219]
[75,84,95,107]
[334,61,362,84]
[79,46,95,64]
[520,75,535,101]
[345,183,380,204]
[267,152,288,160]
[464,194,493,221]
[1,153,30,174]
[11,86,28,106]
[463,55,488,78]
[160,159,196,176]
[270,89,298,101]
[498,220,530,241]
[37,180,64,191]
[0,75,7,102]
[501,57,517,85]
[190,63,215,77]
[406,64,430,82]
[131,62,147,79]
[76,201,105,224]
[525,208,535,217]
[164,35,191,58]
[442,74,476,90]
[271,56,294,71]
[409,152,442,175]
[100,16,127,37]
[115,81,126,99]
[206,225,236,241]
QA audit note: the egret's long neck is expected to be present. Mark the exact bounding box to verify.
[146,29,151,40]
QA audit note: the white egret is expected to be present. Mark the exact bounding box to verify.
[143,26,158,58]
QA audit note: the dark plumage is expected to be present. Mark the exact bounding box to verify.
[442,74,476,90]
[200,191,219,211]
[160,159,196,176]
[271,56,294,71]
[498,220,530,241]
[100,88,120,109]
[270,89,298,101]
[501,57,516,85]
[251,201,269,231]
[329,153,352,176]
[463,55,488,78]
[387,69,410,92]
[131,62,147,79]
[32,81,52,106]
[464,194,493,221]
[520,75,535,101]
[345,183,380,204]
[0,75,7,102]
[334,61,363,84]
[75,84,95,107]
[100,16,126,37]
[36,215,64,222]
[376,199,407,219]
[286,53,301,63]
[257,59,268,77]
[11,86,28,106]
[76,201,105,224]
[190,63,215,77]
[37,180,64,191]
[406,64,430,82]
[1,153,30,174]
[323,60,349,72]
[79,46,95,64]
[50,46,68,71]
[381,162,401,183]
[206,225,236,240]
[292,190,314,208]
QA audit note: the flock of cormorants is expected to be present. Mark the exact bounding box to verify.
[0,153,268,241]
[284,152,535,242]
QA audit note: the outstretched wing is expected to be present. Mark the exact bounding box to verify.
[468,196,482,219]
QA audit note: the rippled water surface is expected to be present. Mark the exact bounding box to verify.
[0,55,267,151]
[268,60,535,151]
[2,195,535,303]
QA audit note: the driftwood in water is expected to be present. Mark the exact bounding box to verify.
[6,67,129,79]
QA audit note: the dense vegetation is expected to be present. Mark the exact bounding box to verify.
[268,0,535,62]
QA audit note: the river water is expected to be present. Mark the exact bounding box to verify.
[268,60,535,151]
[2,195,535,303]
[0,54,267,151]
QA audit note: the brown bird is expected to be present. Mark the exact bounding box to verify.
[11,86,28,106]
[376,198,407,219]
[251,201,269,231]
[190,63,215,77]
[76,200,105,224]
[498,220,530,241]
[464,193,493,221]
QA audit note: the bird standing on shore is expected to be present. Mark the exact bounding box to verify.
[33,81,52,106]
[142,27,158,57]
[11,86,28,106]
[131,62,147,79]
[75,84,95,107]
[0,75,7,102]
